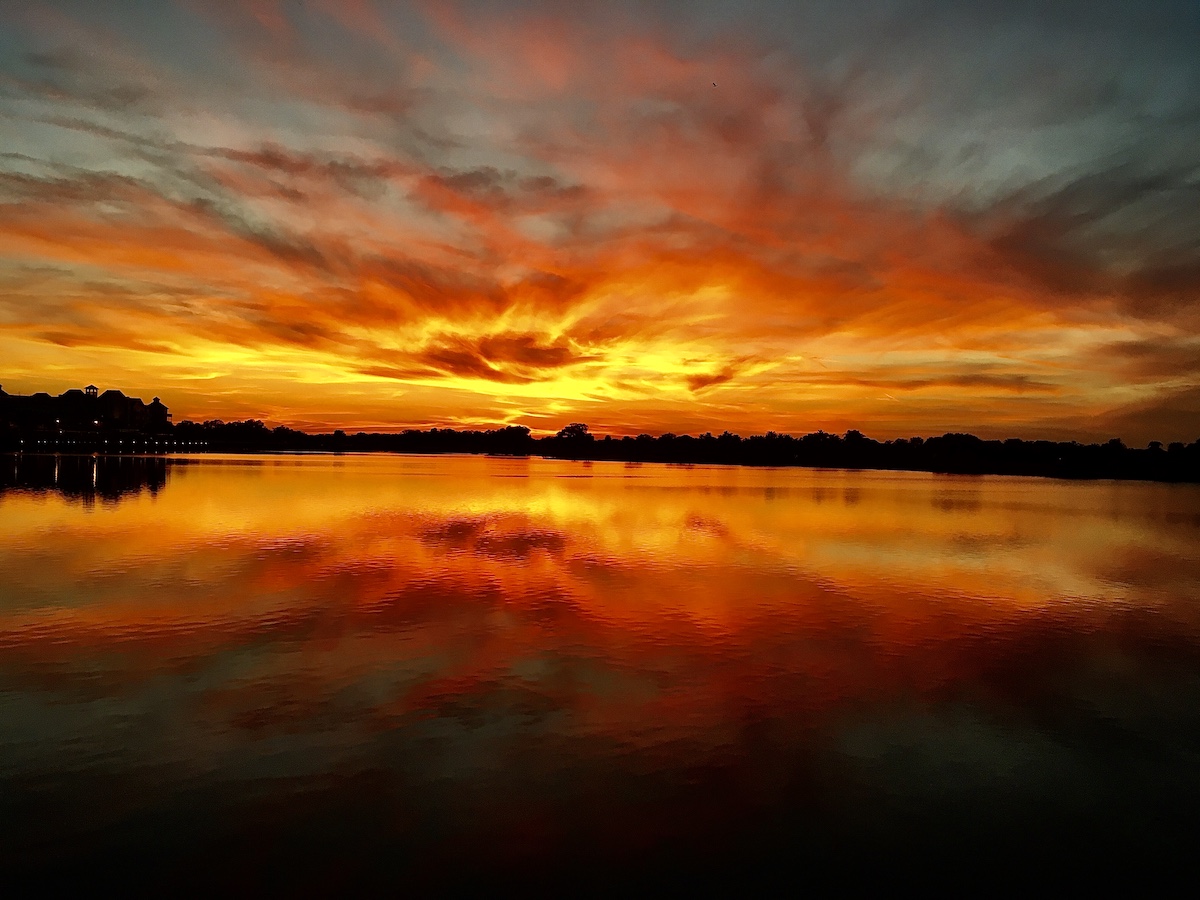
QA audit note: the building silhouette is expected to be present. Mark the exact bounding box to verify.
[0,383,171,451]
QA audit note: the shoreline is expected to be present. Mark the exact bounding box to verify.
[4,448,1198,486]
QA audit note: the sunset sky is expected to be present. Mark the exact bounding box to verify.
[1,1,1198,441]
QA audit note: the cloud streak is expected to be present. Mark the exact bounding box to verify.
[0,0,1197,441]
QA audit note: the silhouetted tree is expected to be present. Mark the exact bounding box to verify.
[557,423,592,440]
[11,401,1198,482]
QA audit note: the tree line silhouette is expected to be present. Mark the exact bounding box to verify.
[4,414,1197,482]
[147,419,1200,483]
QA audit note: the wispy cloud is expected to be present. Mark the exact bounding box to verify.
[0,0,1197,441]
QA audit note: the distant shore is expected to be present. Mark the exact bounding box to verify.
[4,419,1198,484]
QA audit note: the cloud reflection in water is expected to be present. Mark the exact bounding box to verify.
[1,454,1199,887]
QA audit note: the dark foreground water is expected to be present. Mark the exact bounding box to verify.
[2,453,1199,891]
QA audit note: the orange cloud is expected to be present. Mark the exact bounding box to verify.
[0,1,1196,442]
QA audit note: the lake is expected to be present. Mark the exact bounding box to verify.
[2,453,1199,890]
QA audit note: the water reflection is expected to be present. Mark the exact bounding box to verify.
[0,453,169,505]
[0,455,1199,888]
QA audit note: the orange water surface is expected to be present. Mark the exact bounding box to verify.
[2,453,1199,889]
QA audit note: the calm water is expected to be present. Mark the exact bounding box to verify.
[2,453,1199,889]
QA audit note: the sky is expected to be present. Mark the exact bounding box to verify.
[1,1,1198,442]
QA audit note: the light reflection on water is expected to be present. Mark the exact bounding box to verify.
[1,453,1199,888]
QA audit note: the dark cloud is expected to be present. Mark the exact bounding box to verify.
[800,369,1061,395]
[362,257,509,316]
[1100,385,1200,444]
[971,159,1200,320]
[510,270,590,311]
[476,332,589,368]
[1122,259,1200,320]
[1,35,165,115]
[32,329,174,354]
[1092,337,1200,382]
[421,332,593,382]
[0,168,146,205]
[414,165,590,224]
[359,332,595,385]
[239,223,341,273]
[687,363,741,392]
[249,317,341,349]
[908,373,1058,394]
[202,143,415,199]
[417,342,531,383]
